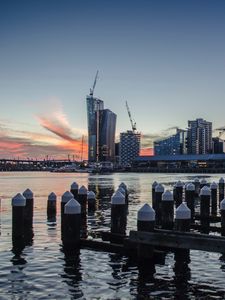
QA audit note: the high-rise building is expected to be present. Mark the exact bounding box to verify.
[187,118,212,154]
[212,137,225,154]
[119,131,141,166]
[154,129,187,156]
[86,95,116,162]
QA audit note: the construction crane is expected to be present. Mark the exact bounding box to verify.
[90,70,99,96]
[126,101,137,132]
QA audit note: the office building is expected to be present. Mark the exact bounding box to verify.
[120,131,141,166]
[187,118,212,154]
[213,137,225,154]
[154,129,187,156]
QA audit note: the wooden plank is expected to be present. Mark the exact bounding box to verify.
[129,230,225,253]
[80,239,126,254]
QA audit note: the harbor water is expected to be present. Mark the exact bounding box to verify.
[0,171,225,299]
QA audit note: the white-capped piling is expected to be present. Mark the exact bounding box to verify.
[47,192,57,219]
[220,199,225,236]
[61,191,74,233]
[111,190,126,235]
[62,198,81,248]
[12,193,26,239]
[87,191,96,211]
[119,182,128,205]
[175,202,191,232]
[161,190,174,230]
[155,184,164,226]
[200,178,207,190]
[152,181,158,210]
[200,186,211,230]
[23,188,34,228]
[210,182,218,216]
[137,204,155,232]
[70,182,79,199]
[219,177,224,204]
[174,181,183,208]
[185,183,195,220]
[78,185,88,215]
[193,178,200,197]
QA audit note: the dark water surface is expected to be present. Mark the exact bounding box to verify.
[0,172,225,299]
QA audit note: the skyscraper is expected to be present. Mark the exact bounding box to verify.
[119,130,141,166]
[187,118,212,154]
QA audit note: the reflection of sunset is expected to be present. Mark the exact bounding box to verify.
[140,148,154,156]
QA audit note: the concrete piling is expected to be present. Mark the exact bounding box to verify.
[137,203,155,232]
[185,183,195,220]
[220,199,225,236]
[210,182,218,216]
[161,190,174,230]
[111,190,126,236]
[219,177,224,204]
[47,192,57,220]
[174,181,183,208]
[12,193,26,239]
[193,178,200,198]
[87,191,96,211]
[155,184,164,226]
[23,188,34,228]
[78,185,88,216]
[70,182,79,199]
[175,202,191,232]
[200,186,211,231]
[152,181,158,211]
[119,182,128,205]
[61,191,74,234]
[63,198,81,249]
[200,178,207,190]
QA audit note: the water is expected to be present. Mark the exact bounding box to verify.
[0,171,225,299]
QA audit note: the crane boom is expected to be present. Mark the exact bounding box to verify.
[126,101,137,132]
[90,70,99,96]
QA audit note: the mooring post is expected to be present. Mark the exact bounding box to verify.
[210,182,218,216]
[219,177,224,204]
[111,190,126,236]
[152,181,158,210]
[185,183,195,221]
[155,184,164,226]
[137,204,155,264]
[63,198,81,249]
[161,190,174,230]
[200,186,211,232]
[70,182,79,199]
[12,193,26,239]
[23,188,34,228]
[87,191,96,211]
[78,185,88,216]
[119,182,128,205]
[200,178,207,190]
[175,202,191,232]
[220,199,225,236]
[193,177,200,198]
[61,191,74,234]
[47,192,57,220]
[175,181,183,208]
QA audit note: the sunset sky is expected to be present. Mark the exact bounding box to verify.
[0,0,225,159]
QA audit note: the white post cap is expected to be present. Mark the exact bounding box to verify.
[155,184,164,193]
[175,180,183,188]
[152,181,158,188]
[162,190,173,201]
[117,187,126,195]
[61,191,74,203]
[186,183,195,191]
[119,182,127,190]
[23,188,33,199]
[48,192,57,201]
[87,191,96,200]
[138,203,155,221]
[175,202,191,219]
[200,178,207,184]
[200,185,211,196]
[71,182,79,189]
[78,185,88,195]
[219,177,224,184]
[194,178,200,183]
[12,193,26,206]
[64,198,81,214]
[111,190,125,205]
[220,199,225,210]
[210,182,218,190]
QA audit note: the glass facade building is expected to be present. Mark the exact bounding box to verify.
[119,131,141,166]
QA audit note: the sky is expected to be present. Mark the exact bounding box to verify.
[0,0,225,159]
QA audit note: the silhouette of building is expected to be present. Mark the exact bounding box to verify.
[213,137,225,154]
[119,130,141,166]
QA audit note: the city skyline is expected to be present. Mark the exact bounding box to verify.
[1,0,225,159]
